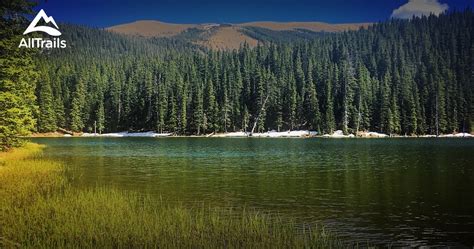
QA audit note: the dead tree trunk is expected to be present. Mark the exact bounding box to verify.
[250,94,269,135]
[57,128,73,135]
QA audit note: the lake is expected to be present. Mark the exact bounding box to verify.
[32,137,474,247]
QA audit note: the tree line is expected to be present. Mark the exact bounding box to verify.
[37,11,473,135]
[2,4,473,151]
[0,0,38,150]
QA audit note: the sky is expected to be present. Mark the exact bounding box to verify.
[32,0,474,27]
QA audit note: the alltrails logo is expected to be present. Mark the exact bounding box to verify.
[19,9,67,48]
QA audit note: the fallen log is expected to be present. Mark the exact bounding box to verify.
[57,128,74,135]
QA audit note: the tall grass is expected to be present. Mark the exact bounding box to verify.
[0,143,340,248]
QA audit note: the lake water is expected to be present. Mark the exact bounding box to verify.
[32,137,474,247]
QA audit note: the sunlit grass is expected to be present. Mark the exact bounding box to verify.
[0,143,340,248]
[0,143,44,162]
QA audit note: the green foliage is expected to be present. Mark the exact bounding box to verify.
[241,26,326,44]
[70,76,86,132]
[0,1,38,150]
[36,72,56,132]
[38,11,474,135]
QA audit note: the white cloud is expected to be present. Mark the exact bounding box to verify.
[391,0,448,19]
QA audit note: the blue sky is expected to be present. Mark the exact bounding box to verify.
[33,0,473,27]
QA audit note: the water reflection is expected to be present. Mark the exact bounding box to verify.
[32,137,474,247]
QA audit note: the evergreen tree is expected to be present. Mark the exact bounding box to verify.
[304,59,321,131]
[70,76,86,132]
[31,10,474,136]
[0,0,38,149]
[96,98,105,134]
[37,73,56,132]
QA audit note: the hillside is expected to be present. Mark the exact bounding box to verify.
[107,20,370,50]
[107,20,196,37]
[39,11,474,135]
[239,21,371,32]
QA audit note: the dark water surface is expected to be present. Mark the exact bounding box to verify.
[32,137,474,247]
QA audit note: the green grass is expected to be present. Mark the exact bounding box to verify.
[0,143,341,248]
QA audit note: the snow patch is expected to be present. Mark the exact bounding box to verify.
[439,133,473,138]
[81,132,172,137]
[251,130,315,138]
[421,134,437,138]
[323,130,355,138]
[212,130,316,138]
[212,132,248,137]
[359,131,389,138]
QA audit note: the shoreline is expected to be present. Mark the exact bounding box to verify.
[27,130,474,138]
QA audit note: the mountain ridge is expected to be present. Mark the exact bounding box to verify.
[107,20,371,50]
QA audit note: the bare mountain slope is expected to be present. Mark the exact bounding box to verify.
[196,26,259,50]
[108,20,196,37]
[107,20,370,50]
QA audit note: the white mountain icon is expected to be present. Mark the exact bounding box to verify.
[23,9,61,36]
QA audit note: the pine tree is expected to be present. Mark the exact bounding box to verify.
[30,10,474,136]
[323,65,336,134]
[167,91,177,133]
[275,89,284,132]
[355,63,371,133]
[294,51,305,126]
[37,73,56,132]
[0,1,38,149]
[155,80,167,133]
[70,76,86,132]
[341,57,355,134]
[401,70,418,135]
[52,73,66,129]
[205,78,218,133]
[192,81,204,135]
[288,72,297,130]
[242,105,250,132]
[379,72,392,133]
[221,89,231,132]
[178,75,187,134]
[255,67,266,133]
[96,98,105,134]
[304,59,320,131]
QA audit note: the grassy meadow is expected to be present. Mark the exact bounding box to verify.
[0,143,340,248]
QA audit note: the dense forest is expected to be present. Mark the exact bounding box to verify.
[0,0,38,150]
[36,10,473,136]
[5,10,469,138]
